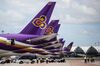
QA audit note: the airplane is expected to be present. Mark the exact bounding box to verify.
[14,19,61,52]
[0,2,57,55]
[16,20,66,55]
[26,20,60,45]
[13,20,61,54]
[43,20,60,35]
[31,20,64,52]
[0,18,61,56]
[59,42,74,57]
[63,42,73,54]
[0,2,68,56]
[0,20,61,55]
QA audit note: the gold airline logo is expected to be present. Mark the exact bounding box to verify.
[32,15,47,29]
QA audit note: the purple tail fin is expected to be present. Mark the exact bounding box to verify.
[20,2,56,35]
[64,42,73,52]
[41,20,59,35]
[54,24,60,33]
[59,38,65,46]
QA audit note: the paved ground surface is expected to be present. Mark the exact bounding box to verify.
[68,60,100,66]
[0,60,100,66]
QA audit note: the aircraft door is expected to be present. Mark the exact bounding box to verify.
[11,39,15,45]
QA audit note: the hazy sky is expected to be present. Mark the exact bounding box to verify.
[0,0,100,47]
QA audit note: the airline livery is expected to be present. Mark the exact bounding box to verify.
[0,2,73,56]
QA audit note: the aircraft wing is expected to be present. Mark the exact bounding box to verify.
[32,40,59,48]
[43,43,62,49]
[26,33,57,42]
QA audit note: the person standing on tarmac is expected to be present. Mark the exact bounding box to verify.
[84,56,87,63]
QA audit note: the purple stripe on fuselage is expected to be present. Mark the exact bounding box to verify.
[0,34,40,43]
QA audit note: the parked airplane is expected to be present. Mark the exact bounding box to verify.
[26,20,60,45]
[0,2,56,55]
[14,20,61,53]
[63,42,73,54]
[60,42,74,56]
[0,2,70,56]
[0,19,61,56]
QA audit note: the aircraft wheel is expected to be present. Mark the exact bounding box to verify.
[19,61,23,64]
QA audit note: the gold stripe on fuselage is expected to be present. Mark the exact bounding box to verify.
[0,39,30,49]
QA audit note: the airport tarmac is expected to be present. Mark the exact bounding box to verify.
[0,60,100,66]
